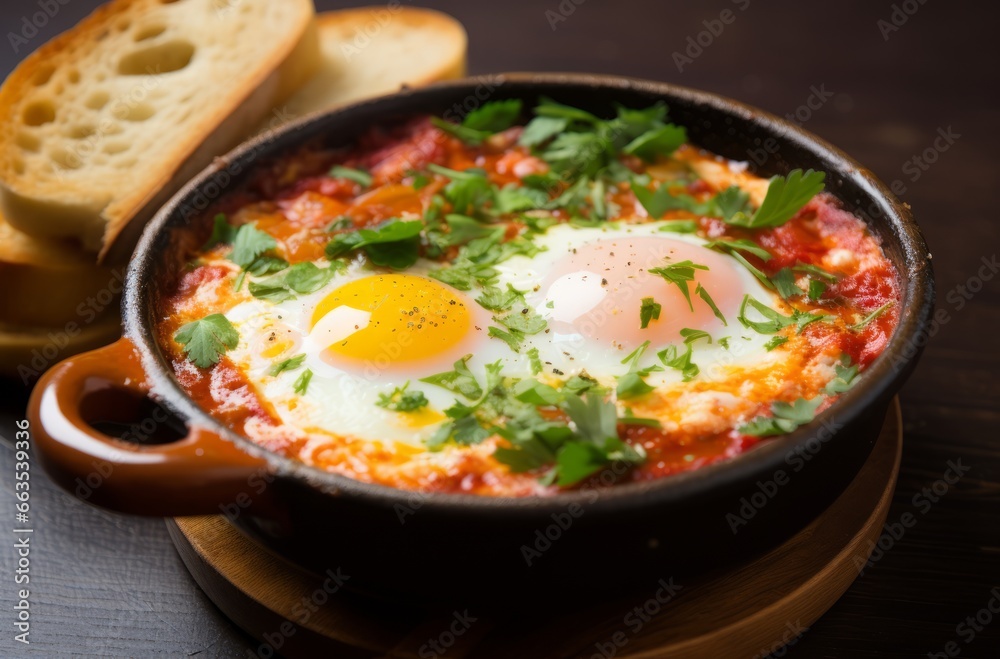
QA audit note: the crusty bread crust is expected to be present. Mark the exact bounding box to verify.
[0,212,120,327]
[276,6,468,122]
[0,0,320,262]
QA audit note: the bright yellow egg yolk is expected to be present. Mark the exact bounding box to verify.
[310,274,473,368]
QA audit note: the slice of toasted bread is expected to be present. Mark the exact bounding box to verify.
[0,314,121,382]
[275,7,467,122]
[0,211,121,328]
[0,0,320,262]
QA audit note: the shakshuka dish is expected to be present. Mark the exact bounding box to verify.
[158,98,900,496]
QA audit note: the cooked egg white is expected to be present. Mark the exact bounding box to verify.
[222,220,790,447]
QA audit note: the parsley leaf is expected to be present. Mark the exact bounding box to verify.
[557,394,646,486]
[706,238,772,262]
[494,185,549,214]
[429,231,540,291]
[229,223,278,270]
[657,219,699,233]
[376,382,429,412]
[293,369,313,395]
[850,301,894,331]
[726,169,826,229]
[657,330,709,382]
[657,344,697,381]
[740,397,823,436]
[738,295,827,334]
[623,123,687,161]
[267,354,305,376]
[174,314,239,368]
[793,262,839,282]
[771,268,804,299]
[490,303,547,353]
[431,99,523,144]
[648,259,709,311]
[248,262,342,302]
[328,165,372,188]
[426,164,495,216]
[519,116,568,147]
[639,297,662,329]
[616,341,663,399]
[764,336,789,351]
[420,355,483,400]
[695,283,728,326]
[325,218,422,269]
[513,379,563,406]
[808,279,828,301]
[713,186,752,221]
[203,214,237,250]
[527,347,543,375]
[824,355,859,394]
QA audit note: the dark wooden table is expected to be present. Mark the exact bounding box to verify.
[2,1,998,656]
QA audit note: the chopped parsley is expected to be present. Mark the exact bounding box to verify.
[174,314,239,369]
[492,393,648,487]
[616,341,663,399]
[764,336,789,351]
[376,382,429,412]
[420,355,484,400]
[639,297,662,329]
[657,329,711,382]
[823,355,859,394]
[807,279,828,301]
[293,369,313,395]
[429,231,541,291]
[850,301,894,331]
[520,98,686,182]
[740,397,824,436]
[267,354,305,376]
[738,295,827,334]
[527,347,543,375]
[248,261,343,303]
[432,99,523,145]
[203,213,237,250]
[695,283,727,326]
[770,268,804,299]
[657,219,699,233]
[648,259,709,312]
[328,165,372,188]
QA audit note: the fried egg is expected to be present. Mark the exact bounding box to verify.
[222,221,786,446]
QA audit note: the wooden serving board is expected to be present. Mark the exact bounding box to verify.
[166,399,902,658]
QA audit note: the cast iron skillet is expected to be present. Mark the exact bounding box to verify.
[28,74,934,603]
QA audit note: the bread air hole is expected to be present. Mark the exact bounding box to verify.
[118,39,195,76]
[50,147,83,170]
[16,132,40,152]
[133,23,167,41]
[68,125,96,139]
[121,103,155,122]
[23,100,55,126]
[103,141,129,155]
[85,91,110,110]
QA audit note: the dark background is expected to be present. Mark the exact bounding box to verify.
[2,0,999,656]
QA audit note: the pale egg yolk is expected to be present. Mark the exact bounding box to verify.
[309,274,476,373]
[537,237,746,349]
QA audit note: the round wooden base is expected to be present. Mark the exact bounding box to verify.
[167,399,901,658]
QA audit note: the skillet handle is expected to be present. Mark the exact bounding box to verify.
[27,338,269,516]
